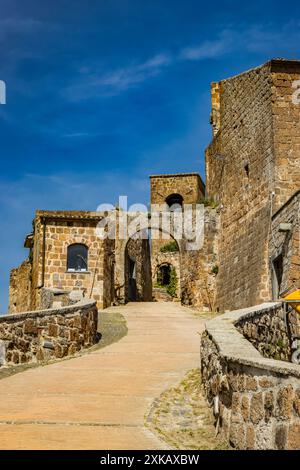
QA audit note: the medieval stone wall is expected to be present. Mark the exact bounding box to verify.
[206,64,274,311]
[206,60,300,312]
[181,207,219,310]
[201,302,300,449]
[0,299,98,366]
[9,260,32,314]
[272,61,300,210]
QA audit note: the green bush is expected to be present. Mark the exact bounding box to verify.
[166,267,178,298]
[159,241,179,253]
[199,197,219,208]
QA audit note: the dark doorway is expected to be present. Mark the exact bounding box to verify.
[157,264,171,286]
[272,253,284,299]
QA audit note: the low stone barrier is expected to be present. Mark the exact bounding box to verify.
[201,302,300,450]
[0,299,99,366]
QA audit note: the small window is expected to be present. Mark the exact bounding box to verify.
[67,244,88,272]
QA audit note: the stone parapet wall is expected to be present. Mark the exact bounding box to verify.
[236,303,300,362]
[201,302,300,449]
[0,299,98,366]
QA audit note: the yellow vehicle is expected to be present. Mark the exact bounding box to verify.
[283,289,300,313]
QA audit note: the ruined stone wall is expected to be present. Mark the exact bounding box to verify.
[9,260,32,314]
[0,299,98,366]
[25,211,111,311]
[181,207,219,310]
[206,64,275,311]
[270,190,300,297]
[201,302,300,449]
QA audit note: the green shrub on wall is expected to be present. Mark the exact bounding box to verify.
[160,241,179,253]
[166,267,178,298]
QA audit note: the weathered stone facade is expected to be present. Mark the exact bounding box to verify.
[0,299,98,366]
[10,211,114,312]
[206,59,300,312]
[180,207,219,310]
[201,302,300,449]
[9,260,32,314]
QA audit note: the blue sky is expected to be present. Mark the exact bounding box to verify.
[1,0,300,312]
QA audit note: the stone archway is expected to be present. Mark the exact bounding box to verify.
[113,216,184,305]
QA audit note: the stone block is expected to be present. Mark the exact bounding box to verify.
[275,424,287,450]
[264,390,274,421]
[241,395,250,421]
[48,323,59,337]
[229,422,245,449]
[287,423,300,450]
[258,377,274,389]
[250,392,264,424]
[293,388,300,417]
[23,319,38,334]
[245,376,258,392]
[277,385,294,420]
[246,424,255,449]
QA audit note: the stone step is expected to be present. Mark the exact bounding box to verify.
[152,288,173,302]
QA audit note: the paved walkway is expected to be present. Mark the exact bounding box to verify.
[0,302,205,449]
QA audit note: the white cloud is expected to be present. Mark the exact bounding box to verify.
[180,30,236,61]
[63,21,300,102]
[64,53,172,101]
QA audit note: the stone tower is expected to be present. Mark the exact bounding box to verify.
[149,173,213,305]
[206,59,300,311]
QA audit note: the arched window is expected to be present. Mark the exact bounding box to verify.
[165,193,183,210]
[67,244,88,272]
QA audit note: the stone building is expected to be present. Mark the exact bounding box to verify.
[206,58,300,311]
[9,210,114,312]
